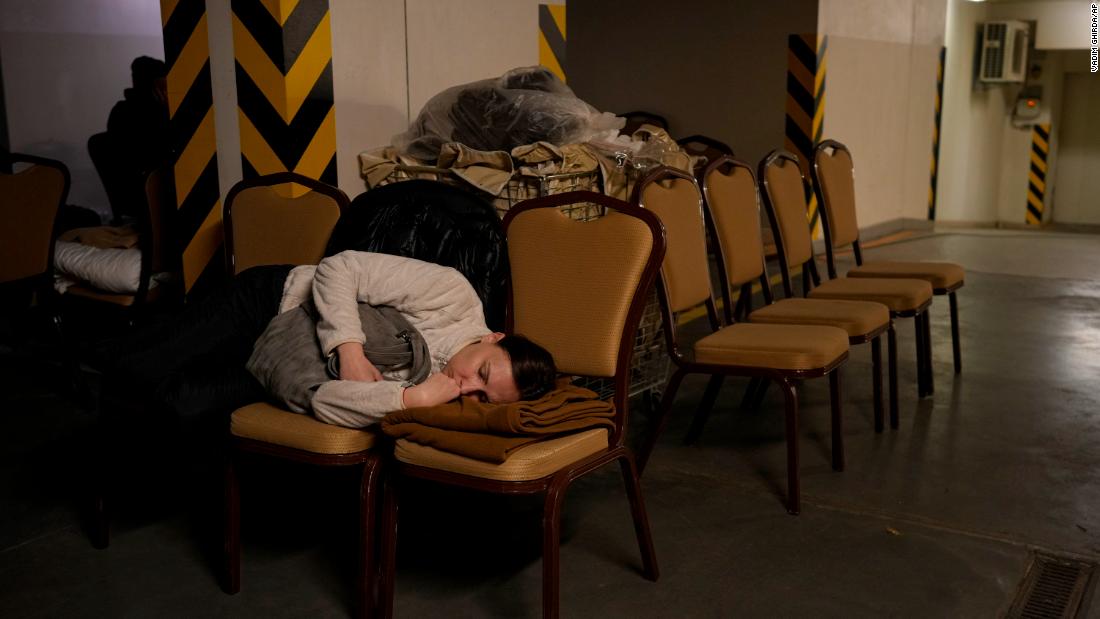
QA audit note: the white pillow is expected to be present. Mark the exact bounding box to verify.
[53,240,142,293]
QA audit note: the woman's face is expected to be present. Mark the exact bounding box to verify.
[441,333,520,404]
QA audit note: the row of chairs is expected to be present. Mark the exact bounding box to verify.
[632,141,966,518]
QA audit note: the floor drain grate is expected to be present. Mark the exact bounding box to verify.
[1006,553,1095,619]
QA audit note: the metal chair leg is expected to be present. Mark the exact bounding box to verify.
[949,291,961,374]
[358,456,383,619]
[684,375,723,445]
[378,477,399,619]
[223,450,241,595]
[779,379,800,515]
[888,323,899,429]
[913,314,927,398]
[871,336,884,433]
[618,453,659,581]
[542,474,568,619]
[923,310,935,396]
[829,370,844,472]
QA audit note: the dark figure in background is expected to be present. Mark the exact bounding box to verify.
[89,56,171,223]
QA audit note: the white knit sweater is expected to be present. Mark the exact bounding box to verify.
[278,251,491,428]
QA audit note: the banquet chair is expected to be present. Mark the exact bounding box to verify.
[812,139,965,374]
[223,172,349,275]
[701,156,891,434]
[379,191,663,619]
[0,153,69,303]
[64,163,180,322]
[0,153,75,389]
[220,175,373,616]
[759,150,934,409]
[632,167,849,515]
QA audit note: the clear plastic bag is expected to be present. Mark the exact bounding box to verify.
[393,66,624,161]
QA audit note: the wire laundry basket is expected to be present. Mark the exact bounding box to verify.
[375,163,671,401]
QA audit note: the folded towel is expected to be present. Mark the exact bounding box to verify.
[381,382,614,463]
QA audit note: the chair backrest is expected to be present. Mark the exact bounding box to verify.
[759,150,816,296]
[0,154,70,284]
[503,191,665,445]
[702,157,766,290]
[633,167,712,315]
[618,110,669,136]
[677,134,734,178]
[224,172,349,275]
[812,139,861,276]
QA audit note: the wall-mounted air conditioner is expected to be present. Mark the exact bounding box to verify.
[979,21,1029,83]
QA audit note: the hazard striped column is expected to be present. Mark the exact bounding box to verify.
[785,33,827,237]
[1026,123,1051,226]
[928,46,945,221]
[539,4,567,83]
[161,0,223,294]
[232,0,337,187]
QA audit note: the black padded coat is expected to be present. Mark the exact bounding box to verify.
[324,180,509,331]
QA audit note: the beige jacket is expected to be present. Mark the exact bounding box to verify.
[278,251,490,428]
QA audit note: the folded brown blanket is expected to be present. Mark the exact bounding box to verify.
[58,225,140,249]
[381,382,614,463]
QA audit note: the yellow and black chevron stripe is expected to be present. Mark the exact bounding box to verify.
[1026,122,1051,226]
[162,0,223,294]
[785,33,827,236]
[539,4,566,83]
[928,46,945,220]
[232,0,336,187]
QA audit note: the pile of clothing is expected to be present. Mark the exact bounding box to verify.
[359,66,699,201]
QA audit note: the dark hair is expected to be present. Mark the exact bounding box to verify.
[131,56,166,89]
[498,334,557,400]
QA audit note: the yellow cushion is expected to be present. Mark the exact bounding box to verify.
[847,260,964,290]
[808,277,932,312]
[749,298,889,338]
[693,323,848,370]
[394,428,609,482]
[230,402,378,454]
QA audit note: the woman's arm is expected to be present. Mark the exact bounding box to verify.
[311,251,483,357]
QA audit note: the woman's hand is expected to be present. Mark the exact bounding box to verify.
[402,372,461,408]
[336,342,383,382]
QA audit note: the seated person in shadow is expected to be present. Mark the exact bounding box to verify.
[96,251,557,428]
[89,56,171,224]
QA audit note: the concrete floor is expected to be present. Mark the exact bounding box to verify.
[1,229,1098,618]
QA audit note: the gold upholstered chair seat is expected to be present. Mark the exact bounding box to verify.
[693,323,849,370]
[748,298,890,338]
[808,277,932,312]
[393,428,610,482]
[230,402,379,454]
[847,261,964,291]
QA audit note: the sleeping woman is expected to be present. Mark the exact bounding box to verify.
[97,251,557,427]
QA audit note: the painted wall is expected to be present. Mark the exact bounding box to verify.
[0,0,165,218]
[937,0,1087,225]
[567,0,818,168]
[818,0,948,229]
